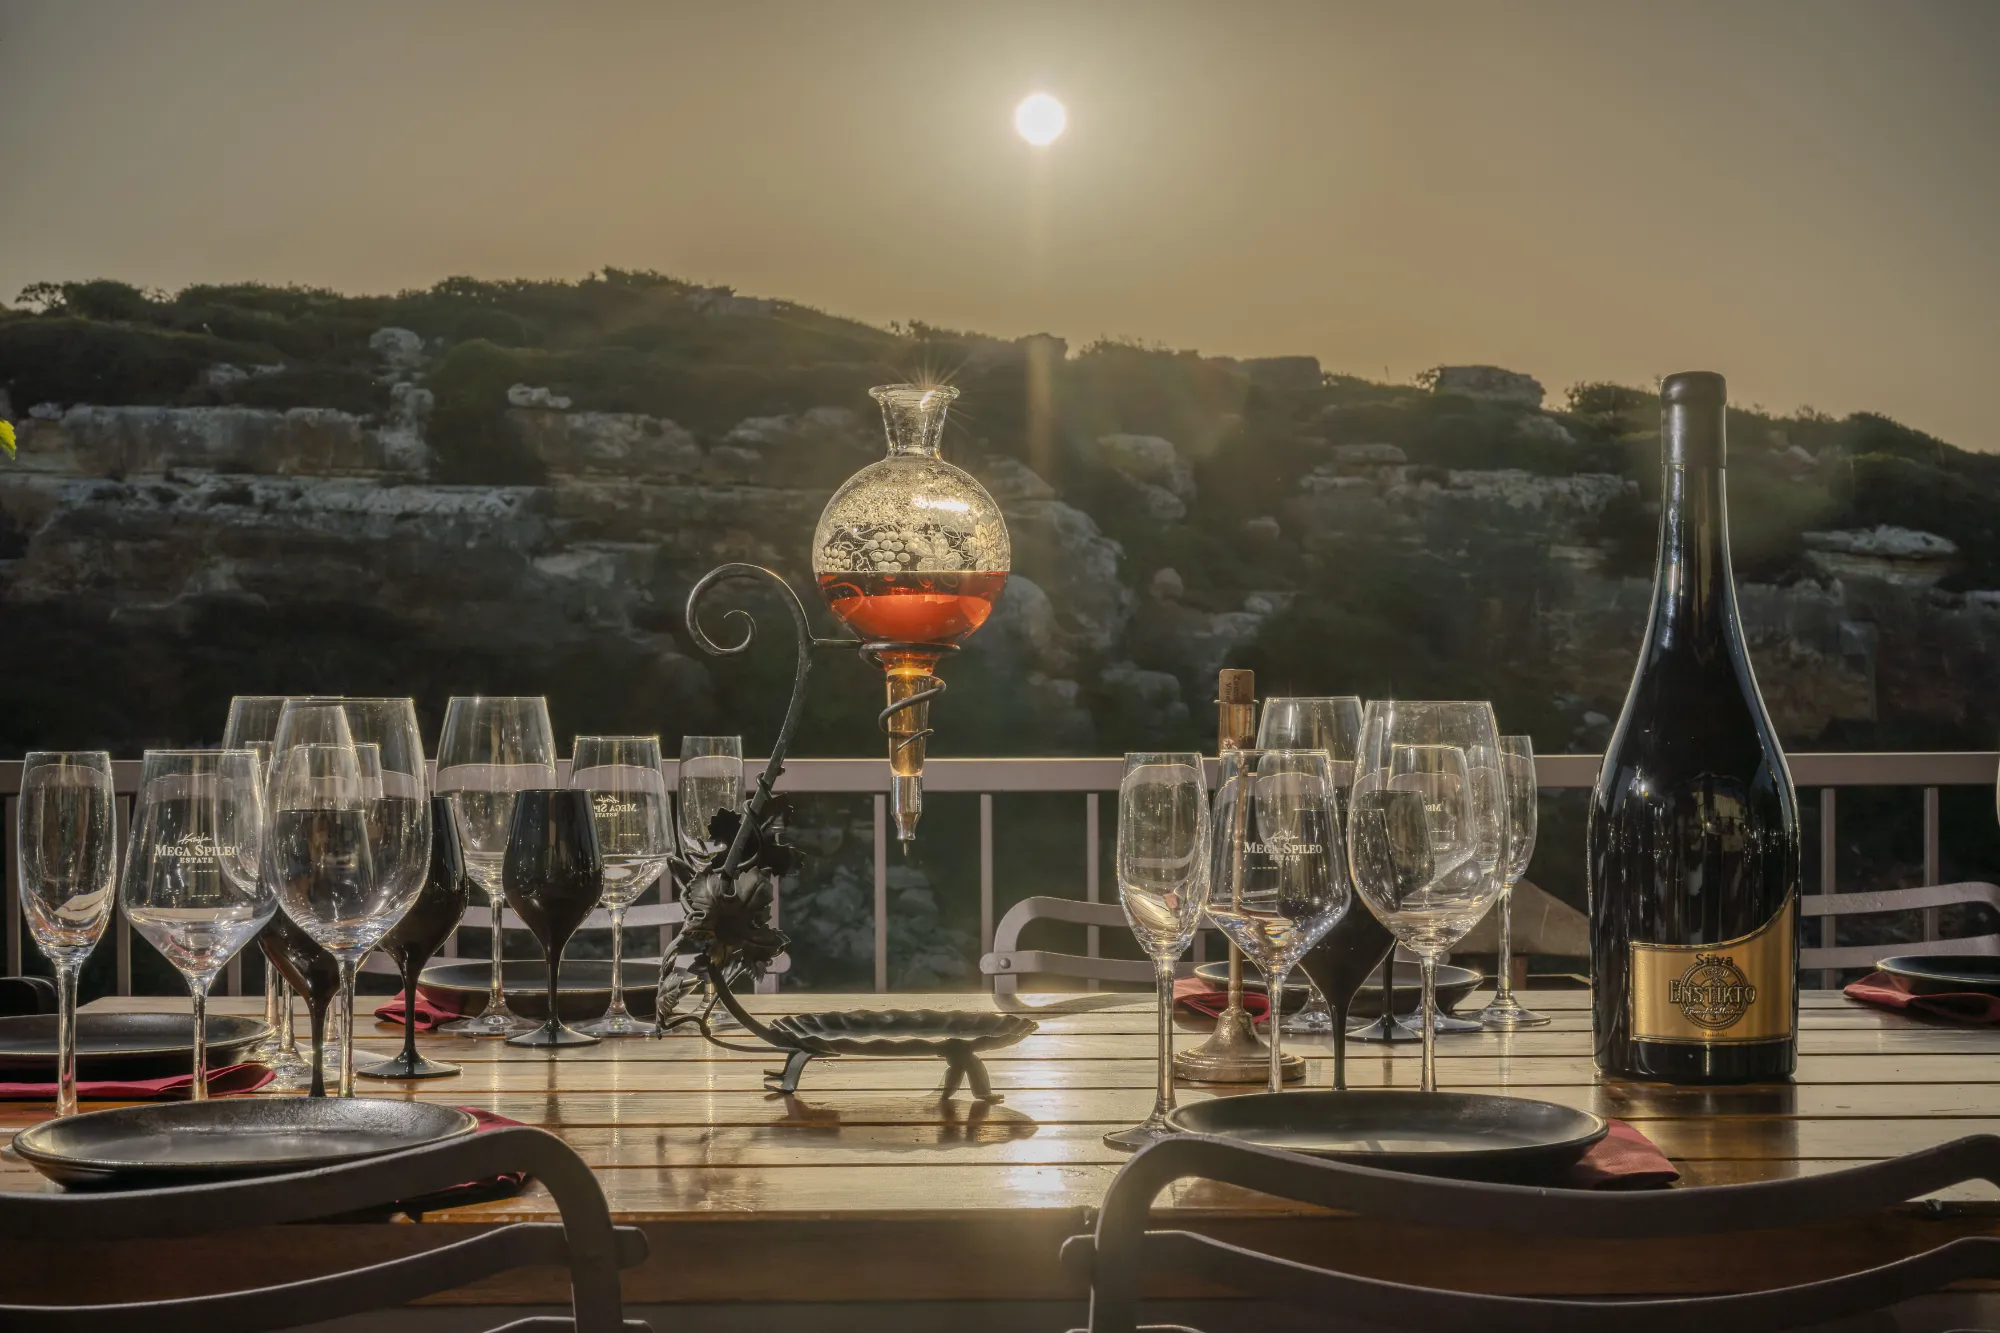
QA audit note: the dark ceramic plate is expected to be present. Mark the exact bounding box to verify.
[769,1009,1037,1058]
[0,1013,270,1082]
[1193,960,1482,1017]
[1167,1090,1608,1183]
[11,1097,478,1189]
[418,960,662,1021]
[1875,954,2000,998]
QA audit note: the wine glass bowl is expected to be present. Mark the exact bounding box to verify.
[677,736,744,859]
[17,751,118,1117]
[503,788,606,1048]
[359,794,469,1080]
[120,749,272,1101]
[435,696,558,1038]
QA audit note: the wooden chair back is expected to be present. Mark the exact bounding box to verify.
[1064,1133,2000,1333]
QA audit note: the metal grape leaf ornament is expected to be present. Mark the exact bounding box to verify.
[677,804,793,979]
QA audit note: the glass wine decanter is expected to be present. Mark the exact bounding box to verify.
[814,384,1010,842]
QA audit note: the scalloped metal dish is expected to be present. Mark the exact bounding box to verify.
[768,1009,1037,1057]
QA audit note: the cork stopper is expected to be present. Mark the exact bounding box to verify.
[1218,670,1255,706]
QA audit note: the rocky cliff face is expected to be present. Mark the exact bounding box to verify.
[5,388,1995,759]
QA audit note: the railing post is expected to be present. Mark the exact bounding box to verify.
[4,795,19,978]
[1922,785,1941,942]
[1819,788,1837,991]
[873,794,888,994]
[1085,793,1101,990]
[979,794,994,988]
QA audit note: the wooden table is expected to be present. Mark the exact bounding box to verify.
[3,988,1998,1316]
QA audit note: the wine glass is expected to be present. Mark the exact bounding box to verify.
[1477,735,1548,1030]
[359,795,469,1080]
[435,696,558,1037]
[1256,697,1363,1037]
[1350,700,1505,1091]
[274,699,434,1075]
[1104,752,1210,1151]
[571,736,673,1037]
[223,695,309,1079]
[1203,748,1350,1093]
[271,741,425,1096]
[677,736,744,858]
[120,749,272,1101]
[503,788,604,1047]
[17,751,117,1117]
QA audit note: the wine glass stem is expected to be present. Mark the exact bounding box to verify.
[337,960,358,1098]
[401,955,423,1067]
[1493,880,1517,1007]
[263,962,284,1035]
[191,980,210,1103]
[606,906,628,1019]
[1152,957,1176,1120]
[1419,953,1439,1093]
[1267,966,1291,1094]
[54,961,79,1119]
[488,893,508,1013]
[276,978,298,1056]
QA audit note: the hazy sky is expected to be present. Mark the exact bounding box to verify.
[4,0,1997,445]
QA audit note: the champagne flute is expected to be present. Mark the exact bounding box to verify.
[16,751,117,1117]
[223,694,317,1087]
[1477,736,1548,1029]
[1256,697,1364,1037]
[435,696,558,1037]
[120,749,272,1101]
[1203,748,1350,1093]
[1104,752,1210,1151]
[571,736,672,1037]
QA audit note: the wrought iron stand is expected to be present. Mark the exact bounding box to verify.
[663,563,1030,1100]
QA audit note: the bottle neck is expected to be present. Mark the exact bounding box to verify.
[1649,455,1736,654]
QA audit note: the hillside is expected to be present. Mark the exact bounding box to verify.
[4,272,1997,988]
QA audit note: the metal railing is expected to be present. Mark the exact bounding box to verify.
[5,753,1996,994]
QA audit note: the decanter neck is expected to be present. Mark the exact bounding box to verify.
[871,384,957,458]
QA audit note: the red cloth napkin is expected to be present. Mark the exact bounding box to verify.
[0,1063,276,1102]
[373,987,468,1032]
[1175,975,1271,1022]
[392,1108,533,1218]
[1844,972,2000,1024]
[1564,1119,1679,1190]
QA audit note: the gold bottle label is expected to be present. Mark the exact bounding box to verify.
[1629,894,1795,1044]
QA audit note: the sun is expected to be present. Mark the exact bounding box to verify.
[1014,93,1066,147]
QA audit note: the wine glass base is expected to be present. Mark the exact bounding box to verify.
[1476,999,1552,1030]
[263,1059,318,1092]
[1348,1013,1423,1044]
[1103,1117,1178,1153]
[1432,1011,1484,1034]
[1282,1007,1336,1036]
[506,1020,600,1048]
[438,1010,539,1038]
[577,1013,660,1038]
[356,1052,462,1079]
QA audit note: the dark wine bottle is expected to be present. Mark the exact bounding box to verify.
[1588,371,1801,1083]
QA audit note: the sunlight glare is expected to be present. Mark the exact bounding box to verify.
[1014,93,1067,147]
